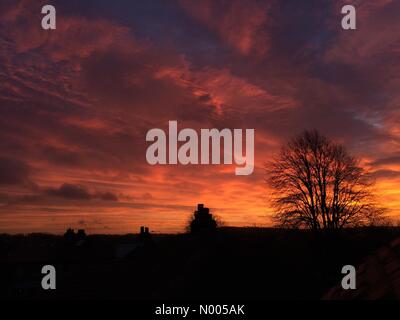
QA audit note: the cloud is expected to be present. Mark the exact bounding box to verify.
[179,0,271,56]
[45,183,91,200]
[0,156,30,185]
[45,183,119,201]
[369,170,400,180]
[371,156,400,167]
[0,0,130,63]
[326,0,400,66]
[97,192,119,202]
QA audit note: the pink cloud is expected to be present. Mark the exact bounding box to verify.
[0,0,130,63]
[179,0,271,56]
[326,0,400,65]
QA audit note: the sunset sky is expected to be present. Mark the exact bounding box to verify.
[0,0,399,234]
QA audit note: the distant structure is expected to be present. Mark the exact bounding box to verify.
[63,228,87,245]
[190,204,217,234]
[114,226,153,259]
[138,226,152,242]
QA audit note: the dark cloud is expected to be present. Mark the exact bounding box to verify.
[369,170,400,180]
[45,183,119,201]
[371,156,400,167]
[45,183,91,200]
[96,192,119,202]
[42,146,82,167]
[0,156,30,185]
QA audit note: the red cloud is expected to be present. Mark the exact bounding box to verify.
[326,0,400,65]
[0,0,130,63]
[179,0,271,56]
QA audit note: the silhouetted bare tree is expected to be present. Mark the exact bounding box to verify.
[266,130,384,230]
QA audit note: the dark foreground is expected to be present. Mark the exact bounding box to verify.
[1,227,400,299]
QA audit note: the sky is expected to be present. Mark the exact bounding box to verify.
[0,0,399,234]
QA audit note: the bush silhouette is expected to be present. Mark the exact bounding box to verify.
[189,204,217,234]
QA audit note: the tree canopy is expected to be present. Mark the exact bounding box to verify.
[266,130,384,230]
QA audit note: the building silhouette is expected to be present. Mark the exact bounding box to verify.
[190,204,217,234]
[139,226,152,241]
